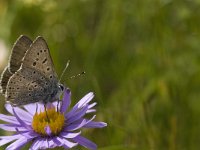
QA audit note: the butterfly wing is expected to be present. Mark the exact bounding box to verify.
[5,36,60,105]
[5,67,53,105]
[22,36,58,81]
[0,35,32,95]
[0,67,12,94]
[9,35,32,73]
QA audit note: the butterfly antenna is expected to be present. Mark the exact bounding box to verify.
[59,60,70,82]
[70,71,86,79]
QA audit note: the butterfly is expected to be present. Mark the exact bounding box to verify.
[0,35,64,106]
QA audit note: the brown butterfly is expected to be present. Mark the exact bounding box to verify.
[0,35,64,106]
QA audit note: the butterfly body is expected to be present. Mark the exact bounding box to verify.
[0,35,63,106]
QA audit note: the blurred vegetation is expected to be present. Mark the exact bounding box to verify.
[1,0,200,149]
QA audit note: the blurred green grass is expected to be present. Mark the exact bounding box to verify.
[1,0,200,149]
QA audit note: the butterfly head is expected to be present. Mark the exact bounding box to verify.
[49,83,65,102]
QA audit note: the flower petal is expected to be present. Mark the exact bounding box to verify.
[39,139,49,149]
[66,92,94,117]
[5,103,33,121]
[77,92,94,108]
[30,138,42,150]
[61,137,78,148]
[84,121,107,128]
[26,103,45,114]
[45,125,51,136]
[30,138,54,150]
[86,109,96,113]
[60,131,81,138]
[64,115,96,131]
[60,88,71,113]
[36,103,45,112]
[16,131,38,139]
[64,119,87,131]
[52,137,62,146]
[4,103,14,114]
[83,115,96,126]
[6,136,32,150]
[52,100,61,110]
[12,108,31,129]
[56,136,77,148]
[0,134,21,146]
[46,102,55,109]
[0,124,27,131]
[24,103,46,115]
[73,135,97,150]
[23,103,37,115]
[5,104,32,123]
[65,115,96,131]
[88,102,97,109]
[48,138,57,149]
[0,114,18,124]
[67,105,89,124]
[86,102,97,113]
[0,139,14,147]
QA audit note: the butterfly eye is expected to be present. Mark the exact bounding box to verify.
[59,84,64,91]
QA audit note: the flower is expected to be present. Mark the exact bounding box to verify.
[0,88,107,150]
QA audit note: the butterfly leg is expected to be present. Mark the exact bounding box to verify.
[44,103,50,122]
[56,99,62,112]
[35,103,38,114]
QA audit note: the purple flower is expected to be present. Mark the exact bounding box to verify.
[0,89,107,150]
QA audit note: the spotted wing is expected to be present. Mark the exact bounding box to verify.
[5,36,59,105]
[21,36,58,82]
[5,67,52,106]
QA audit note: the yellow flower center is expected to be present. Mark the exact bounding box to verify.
[32,107,65,136]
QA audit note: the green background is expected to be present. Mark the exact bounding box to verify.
[1,0,200,149]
